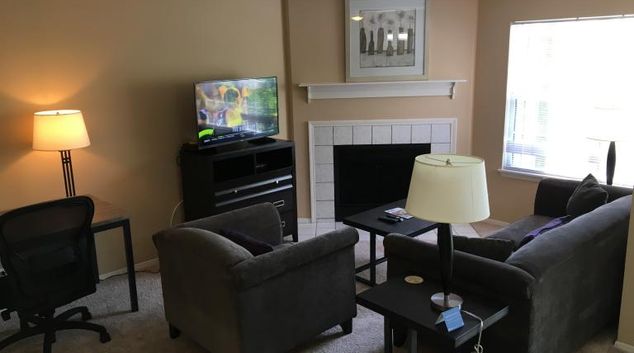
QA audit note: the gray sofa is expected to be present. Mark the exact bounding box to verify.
[153,203,359,353]
[385,178,632,353]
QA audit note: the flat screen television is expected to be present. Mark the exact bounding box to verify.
[194,76,279,149]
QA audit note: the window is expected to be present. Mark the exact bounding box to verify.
[503,16,634,186]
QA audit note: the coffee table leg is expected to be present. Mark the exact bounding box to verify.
[384,317,393,353]
[407,329,417,353]
[370,232,376,286]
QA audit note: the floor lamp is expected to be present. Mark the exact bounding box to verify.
[405,154,490,311]
[587,138,618,186]
[33,110,91,197]
[587,108,627,186]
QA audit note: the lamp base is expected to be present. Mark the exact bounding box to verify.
[431,292,463,311]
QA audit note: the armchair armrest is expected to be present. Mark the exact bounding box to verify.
[177,203,283,245]
[384,234,535,300]
[153,227,253,270]
[231,227,359,290]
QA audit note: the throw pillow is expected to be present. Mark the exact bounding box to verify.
[219,229,274,256]
[517,216,570,248]
[566,174,608,218]
[453,236,515,262]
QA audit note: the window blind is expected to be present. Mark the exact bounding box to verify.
[503,16,634,186]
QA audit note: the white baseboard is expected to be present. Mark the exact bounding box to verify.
[297,218,312,224]
[481,218,510,227]
[99,258,159,280]
[615,341,634,353]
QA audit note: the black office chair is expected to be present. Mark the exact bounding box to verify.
[0,196,110,353]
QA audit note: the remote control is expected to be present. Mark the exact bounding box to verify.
[378,216,398,224]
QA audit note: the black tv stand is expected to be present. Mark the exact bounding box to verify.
[248,137,277,145]
[179,139,298,242]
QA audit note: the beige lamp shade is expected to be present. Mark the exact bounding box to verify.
[586,106,629,142]
[33,110,91,151]
[405,154,490,224]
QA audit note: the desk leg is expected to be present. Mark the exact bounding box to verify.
[407,329,417,353]
[384,317,393,353]
[370,232,376,286]
[122,220,139,312]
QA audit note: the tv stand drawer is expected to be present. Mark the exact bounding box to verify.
[215,189,294,215]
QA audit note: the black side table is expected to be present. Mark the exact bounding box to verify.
[343,199,438,286]
[357,278,509,353]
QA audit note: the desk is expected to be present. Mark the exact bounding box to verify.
[357,279,509,353]
[0,195,138,313]
[343,199,439,287]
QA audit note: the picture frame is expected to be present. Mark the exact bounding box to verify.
[345,0,428,82]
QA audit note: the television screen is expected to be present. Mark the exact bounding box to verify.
[195,76,279,148]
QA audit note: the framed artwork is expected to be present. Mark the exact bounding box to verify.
[345,0,428,82]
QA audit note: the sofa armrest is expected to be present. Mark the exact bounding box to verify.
[177,203,283,245]
[533,178,578,217]
[231,227,359,290]
[384,234,535,300]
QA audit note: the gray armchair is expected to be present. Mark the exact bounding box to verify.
[153,203,358,353]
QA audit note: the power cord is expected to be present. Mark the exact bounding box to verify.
[461,309,485,353]
[170,200,184,226]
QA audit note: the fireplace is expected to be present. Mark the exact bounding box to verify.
[309,118,456,222]
[334,144,431,220]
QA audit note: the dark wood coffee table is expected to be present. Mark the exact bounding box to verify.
[357,278,509,353]
[343,199,438,286]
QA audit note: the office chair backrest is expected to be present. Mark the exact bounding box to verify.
[0,196,96,314]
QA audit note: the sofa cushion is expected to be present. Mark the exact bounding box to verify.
[488,215,554,249]
[220,228,274,256]
[453,236,515,262]
[566,174,608,218]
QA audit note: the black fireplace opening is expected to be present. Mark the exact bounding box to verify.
[333,143,431,221]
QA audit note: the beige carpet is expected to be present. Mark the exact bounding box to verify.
[0,236,619,353]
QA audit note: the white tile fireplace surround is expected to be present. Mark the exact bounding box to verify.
[308,118,457,222]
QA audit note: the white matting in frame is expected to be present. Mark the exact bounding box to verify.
[346,0,427,82]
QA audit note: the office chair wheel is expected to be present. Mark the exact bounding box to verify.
[99,332,111,343]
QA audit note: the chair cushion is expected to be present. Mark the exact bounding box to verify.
[566,174,608,218]
[488,215,554,249]
[220,229,274,256]
[453,236,515,262]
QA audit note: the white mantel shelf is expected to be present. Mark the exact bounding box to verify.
[298,80,467,102]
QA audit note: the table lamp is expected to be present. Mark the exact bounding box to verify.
[406,154,490,310]
[33,110,91,197]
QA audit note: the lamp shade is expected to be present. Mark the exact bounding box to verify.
[586,106,629,142]
[33,110,91,151]
[406,154,490,224]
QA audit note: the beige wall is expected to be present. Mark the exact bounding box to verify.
[473,0,634,222]
[0,0,288,274]
[287,0,479,219]
[618,197,634,346]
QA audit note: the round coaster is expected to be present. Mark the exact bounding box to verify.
[404,275,424,285]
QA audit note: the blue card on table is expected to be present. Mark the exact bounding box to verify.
[435,307,465,332]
